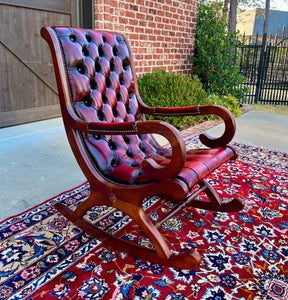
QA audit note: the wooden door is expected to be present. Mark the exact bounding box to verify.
[0,0,77,127]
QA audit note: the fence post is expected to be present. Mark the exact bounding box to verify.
[254,33,267,104]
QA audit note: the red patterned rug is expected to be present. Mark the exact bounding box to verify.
[1,135,288,300]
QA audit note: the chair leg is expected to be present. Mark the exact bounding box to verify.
[67,191,109,222]
[115,201,172,259]
[54,193,201,269]
[189,179,244,212]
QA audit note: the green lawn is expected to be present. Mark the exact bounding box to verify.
[252,104,288,115]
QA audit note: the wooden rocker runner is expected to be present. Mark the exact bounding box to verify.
[41,26,244,269]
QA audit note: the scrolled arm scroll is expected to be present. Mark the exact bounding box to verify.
[142,104,236,148]
[136,120,186,181]
[197,105,236,148]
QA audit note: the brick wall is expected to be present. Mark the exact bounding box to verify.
[95,0,198,76]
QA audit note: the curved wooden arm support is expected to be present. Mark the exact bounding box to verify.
[197,105,236,148]
[137,120,186,181]
[141,104,236,148]
[68,115,186,181]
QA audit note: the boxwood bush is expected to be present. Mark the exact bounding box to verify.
[137,69,241,128]
[137,69,208,127]
[207,93,242,117]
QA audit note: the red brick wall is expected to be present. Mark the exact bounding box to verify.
[95,0,198,76]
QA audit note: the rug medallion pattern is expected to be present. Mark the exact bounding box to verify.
[0,135,287,299]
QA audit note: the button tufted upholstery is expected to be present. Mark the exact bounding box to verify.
[50,27,235,189]
[52,27,170,184]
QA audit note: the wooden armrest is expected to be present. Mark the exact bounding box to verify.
[68,114,186,181]
[153,106,201,116]
[87,121,138,134]
[142,104,236,148]
[66,112,138,134]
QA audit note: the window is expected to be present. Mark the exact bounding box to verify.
[77,0,94,29]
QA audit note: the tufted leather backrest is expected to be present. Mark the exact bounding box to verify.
[52,27,169,184]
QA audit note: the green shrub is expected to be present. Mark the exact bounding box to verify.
[206,94,242,117]
[137,69,208,127]
[191,0,247,101]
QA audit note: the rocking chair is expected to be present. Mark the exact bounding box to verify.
[41,26,244,269]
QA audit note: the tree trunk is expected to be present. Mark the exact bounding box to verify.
[228,0,237,32]
[263,0,270,34]
[222,0,229,21]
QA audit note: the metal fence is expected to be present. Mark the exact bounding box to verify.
[238,33,288,105]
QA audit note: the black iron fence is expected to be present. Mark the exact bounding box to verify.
[238,32,288,105]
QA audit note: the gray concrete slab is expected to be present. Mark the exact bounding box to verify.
[205,110,288,153]
[0,118,86,221]
[0,110,287,221]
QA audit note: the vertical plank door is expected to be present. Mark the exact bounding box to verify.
[0,0,77,127]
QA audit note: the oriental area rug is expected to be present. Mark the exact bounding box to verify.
[1,135,288,300]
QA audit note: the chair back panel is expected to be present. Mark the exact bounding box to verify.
[52,27,167,184]
[53,27,141,123]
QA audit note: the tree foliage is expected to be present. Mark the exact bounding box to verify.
[191,0,247,100]
[204,0,267,10]
[205,0,271,33]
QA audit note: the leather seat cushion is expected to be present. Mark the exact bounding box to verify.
[84,131,235,189]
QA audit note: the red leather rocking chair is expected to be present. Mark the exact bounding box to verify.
[41,26,244,269]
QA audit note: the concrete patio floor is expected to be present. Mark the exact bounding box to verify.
[1,110,287,221]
